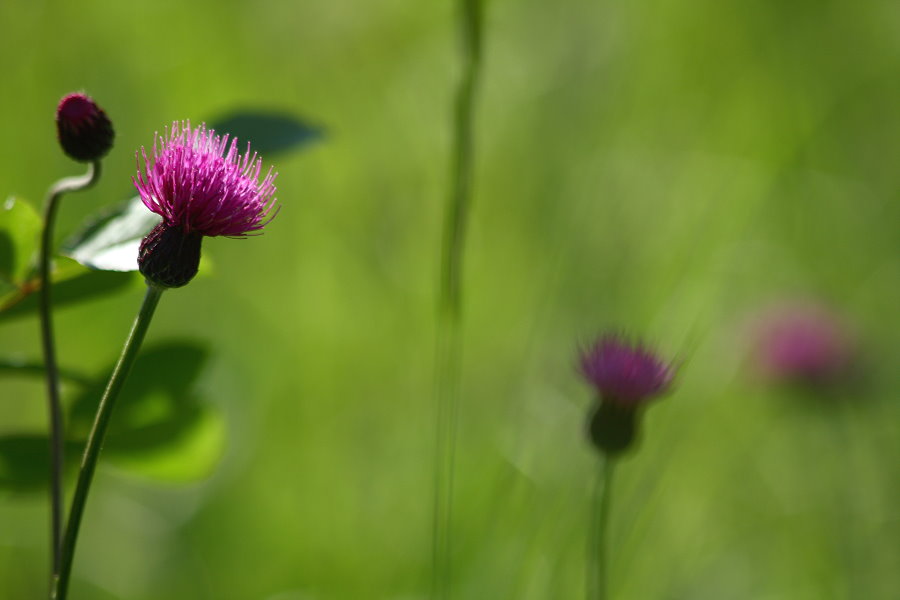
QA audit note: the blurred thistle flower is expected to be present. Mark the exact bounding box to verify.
[134,120,278,288]
[579,335,675,456]
[56,93,115,162]
[749,300,854,387]
[580,335,675,406]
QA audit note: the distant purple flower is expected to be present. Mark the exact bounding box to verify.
[579,335,675,406]
[56,93,114,162]
[134,120,278,238]
[133,121,278,288]
[750,301,854,385]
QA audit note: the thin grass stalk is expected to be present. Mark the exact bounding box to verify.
[431,0,484,598]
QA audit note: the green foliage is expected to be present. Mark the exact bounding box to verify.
[0,341,221,491]
[0,197,41,296]
[1,0,898,598]
[62,196,160,272]
[0,257,138,323]
[209,111,324,156]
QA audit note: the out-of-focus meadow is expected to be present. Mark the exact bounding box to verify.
[1,0,899,598]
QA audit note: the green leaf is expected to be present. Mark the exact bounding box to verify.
[210,111,324,156]
[0,434,51,491]
[0,197,41,295]
[106,404,225,483]
[0,257,138,323]
[0,340,225,491]
[0,196,145,321]
[68,340,225,483]
[0,435,83,493]
[69,340,210,434]
[63,196,160,272]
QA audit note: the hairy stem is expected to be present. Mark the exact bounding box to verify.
[52,284,164,600]
[39,161,101,583]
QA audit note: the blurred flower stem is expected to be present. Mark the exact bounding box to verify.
[39,161,102,578]
[432,0,483,598]
[587,457,616,600]
[52,284,164,600]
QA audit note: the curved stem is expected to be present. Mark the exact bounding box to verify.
[587,457,616,600]
[432,1,483,598]
[39,161,101,582]
[52,284,164,600]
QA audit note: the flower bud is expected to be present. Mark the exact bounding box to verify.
[56,93,114,162]
[138,223,202,288]
[587,401,639,456]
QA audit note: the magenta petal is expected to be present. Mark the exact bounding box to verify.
[133,120,278,237]
[579,335,675,406]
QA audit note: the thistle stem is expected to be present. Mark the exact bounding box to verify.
[431,0,483,598]
[587,457,616,600]
[431,322,462,600]
[39,161,101,582]
[52,284,164,600]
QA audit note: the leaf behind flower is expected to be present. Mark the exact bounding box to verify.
[210,111,325,156]
[62,196,160,272]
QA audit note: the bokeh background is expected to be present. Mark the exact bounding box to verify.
[1,0,899,598]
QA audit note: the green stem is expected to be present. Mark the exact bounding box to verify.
[52,284,164,600]
[39,161,101,582]
[432,1,483,599]
[431,321,462,600]
[440,0,483,320]
[587,457,616,600]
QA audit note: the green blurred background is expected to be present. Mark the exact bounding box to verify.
[1,0,899,598]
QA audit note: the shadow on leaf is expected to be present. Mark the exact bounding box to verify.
[210,110,325,156]
[0,340,224,492]
[0,263,138,323]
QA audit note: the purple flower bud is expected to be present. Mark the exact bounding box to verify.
[587,401,638,456]
[137,223,202,289]
[133,121,279,288]
[56,93,114,162]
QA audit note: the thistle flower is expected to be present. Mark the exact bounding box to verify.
[579,335,675,455]
[133,121,278,288]
[749,301,854,387]
[56,93,114,162]
[580,335,675,406]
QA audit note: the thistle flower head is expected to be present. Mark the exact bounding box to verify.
[579,334,675,456]
[56,93,114,162]
[133,120,278,238]
[579,334,675,407]
[133,121,278,289]
[750,301,854,386]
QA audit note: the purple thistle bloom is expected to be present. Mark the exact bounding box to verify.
[579,335,675,407]
[133,121,278,288]
[134,120,278,238]
[750,301,854,385]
